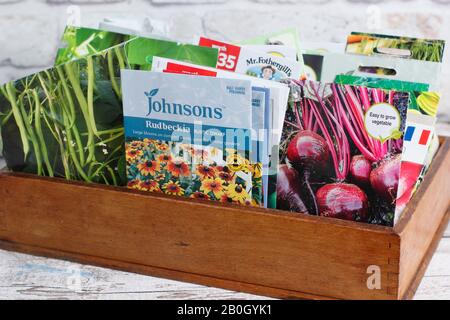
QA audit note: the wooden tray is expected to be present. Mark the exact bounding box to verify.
[0,138,449,300]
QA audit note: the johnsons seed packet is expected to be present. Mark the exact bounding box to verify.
[122,70,262,206]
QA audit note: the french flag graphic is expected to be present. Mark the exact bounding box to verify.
[404,126,432,146]
[401,123,435,165]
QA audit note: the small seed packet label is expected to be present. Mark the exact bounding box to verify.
[198,37,303,81]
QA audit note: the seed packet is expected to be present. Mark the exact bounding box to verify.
[395,111,436,223]
[242,45,297,61]
[346,32,446,63]
[151,57,278,207]
[320,53,442,91]
[334,75,430,93]
[122,70,259,206]
[278,80,412,227]
[240,28,304,62]
[55,26,135,65]
[197,37,303,81]
[0,32,218,186]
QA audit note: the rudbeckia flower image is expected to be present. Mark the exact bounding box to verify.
[226,153,246,172]
[127,179,140,189]
[196,165,217,179]
[252,163,263,179]
[163,180,185,196]
[226,183,250,204]
[158,154,173,163]
[167,159,191,177]
[138,180,161,192]
[201,178,224,199]
[218,171,233,182]
[155,142,169,151]
[129,141,143,149]
[126,149,143,163]
[137,160,161,176]
[154,173,166,182]
[220,193,235,204]
[190,192,210,201]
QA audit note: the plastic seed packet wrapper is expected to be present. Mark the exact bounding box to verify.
[0,27,218,186]
[122,71,260,207]
[346,32,446,63]
[277,79,437,227]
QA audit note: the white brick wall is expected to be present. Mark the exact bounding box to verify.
[0,0,449,122]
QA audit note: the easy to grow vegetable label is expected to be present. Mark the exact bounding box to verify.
[364,103,401,142]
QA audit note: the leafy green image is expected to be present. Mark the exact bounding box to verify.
[0,29,219,186]
[55,26,135,66]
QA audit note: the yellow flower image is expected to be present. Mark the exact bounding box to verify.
[163,180,185,196]
[137,160,161,176]
[226,183,250,204]
[127,180,140,190]
[143,138,155,147]
[158,154,173,163]
[126,149,143,163]
[196,165,217,179]
[201,178,225,199]
[138,180,161,193]
[252,163,263,179]
[218,171,233,182]
[129,141,143,150]
[190,192,210,201]
[167,159,191,177]
[226,152,247,172]
[155,142,169,151]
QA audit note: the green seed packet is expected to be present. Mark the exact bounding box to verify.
[334,75,440,117]
[346,32,446,63]
[0,30,218,186]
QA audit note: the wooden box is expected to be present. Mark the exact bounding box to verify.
[0,138,449,300]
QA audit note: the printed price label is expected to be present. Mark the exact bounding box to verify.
[165,62,218,77]
[199,37,241,72]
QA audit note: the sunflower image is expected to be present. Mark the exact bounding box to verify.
[190,192,211,201]
[201,178,225,199]
[196,165,217,179]
[163,180,185,196]
[138,180,161,192]
[226,183,250,204]
[158,154,173,163]
[127,179,140,190]
[137,160,161,176]
[167,159,191,177]
[126,149,143,163]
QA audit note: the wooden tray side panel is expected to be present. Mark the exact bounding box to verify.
[395,139,450,299]
[0,173,400,300]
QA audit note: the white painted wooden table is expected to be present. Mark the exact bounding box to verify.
[0,148,449,299]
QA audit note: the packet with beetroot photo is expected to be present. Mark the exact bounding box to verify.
[277,80,416,226]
